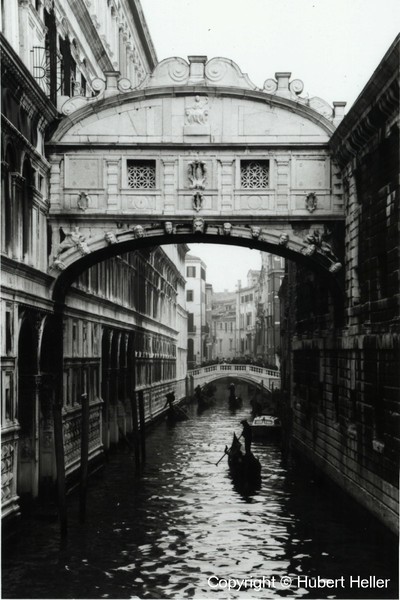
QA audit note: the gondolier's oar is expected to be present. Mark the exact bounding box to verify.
[215,445,229,466]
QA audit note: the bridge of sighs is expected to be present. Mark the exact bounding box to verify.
[46,55,346,296]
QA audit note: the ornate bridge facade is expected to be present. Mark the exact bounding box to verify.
[188,364,281,391]
[47,55,346,300]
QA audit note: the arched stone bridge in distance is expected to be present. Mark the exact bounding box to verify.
[187,364,281,392]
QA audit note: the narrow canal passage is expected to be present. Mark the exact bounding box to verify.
[3,387,398,599]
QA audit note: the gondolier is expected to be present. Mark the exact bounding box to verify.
[240,419,252,454]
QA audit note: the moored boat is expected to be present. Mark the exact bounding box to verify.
[251,415,281,440]
[166,405,189,422]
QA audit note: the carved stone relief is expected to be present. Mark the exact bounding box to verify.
[185,96,209,126]
[305,192,318,213]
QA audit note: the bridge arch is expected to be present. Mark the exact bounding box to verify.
[50,226,343,304]
[188,363,281,392]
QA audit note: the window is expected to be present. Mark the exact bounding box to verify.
[201,268,206,280]
[186,290,194,302]
[246,313,252,326]
[188,313,195,332]
[5,308,12,354]
[186,266,196,277]
[240,160,269,188]
[127,160,156,189]
[4,372,13,422]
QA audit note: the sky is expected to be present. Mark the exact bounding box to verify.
[140,0,399,292]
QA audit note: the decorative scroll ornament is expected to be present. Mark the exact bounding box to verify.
[117,78,132,92]
[263,79,278,94]
[289,79,304,95]
[193,217,206,234]
[305,192,317,213]
[185,96,208,126]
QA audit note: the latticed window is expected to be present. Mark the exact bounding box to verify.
[127,160,156,189]
[240,160,269,188]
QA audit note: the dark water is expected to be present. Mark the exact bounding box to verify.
[2,389,398,599]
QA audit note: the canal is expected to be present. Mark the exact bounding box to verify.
[2,385,398,599]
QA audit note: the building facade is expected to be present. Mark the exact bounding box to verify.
[0,0,187,522]
[2,0,397,537]
[280,37,399,533]
[255,254,285,367]
[211,290,237,360]
[185,254,207,368]
[236,272,259,357]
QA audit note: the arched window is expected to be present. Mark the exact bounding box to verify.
[22,159,33,260]
[2,144,16,255]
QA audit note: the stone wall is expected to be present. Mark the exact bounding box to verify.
[281,37,399,533]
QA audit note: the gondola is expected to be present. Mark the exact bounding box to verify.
[228,382,242,409]
[166,405,189,422]
[228,395,242,409]
[226,433,261,484]
[195,384,215,413]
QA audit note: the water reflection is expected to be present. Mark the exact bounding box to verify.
[2,384,398,599]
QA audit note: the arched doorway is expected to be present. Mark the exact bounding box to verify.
[38,316,59,496]
[17,317,38,500]
[101,328,111,449]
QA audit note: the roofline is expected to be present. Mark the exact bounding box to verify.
[49,84,336,143]
[127,0,158,70]
[330,34,399,153]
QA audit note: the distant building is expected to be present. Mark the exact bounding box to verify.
[280,36,399,533]
[236,271,260,356]
[255,254,285,366]
[185,254,207,368]
[211,291,237,359]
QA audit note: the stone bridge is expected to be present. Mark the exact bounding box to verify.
[188,364,281,392]
[46,55,346,302]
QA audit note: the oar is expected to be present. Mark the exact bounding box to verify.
[215,445,229,466]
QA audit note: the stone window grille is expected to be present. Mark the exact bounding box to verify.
[127,160,156,189]
[240,160,269,188]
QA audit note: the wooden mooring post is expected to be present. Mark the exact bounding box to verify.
[138,390,146,462]
[130,391,141,469]
[53,400,67,536]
